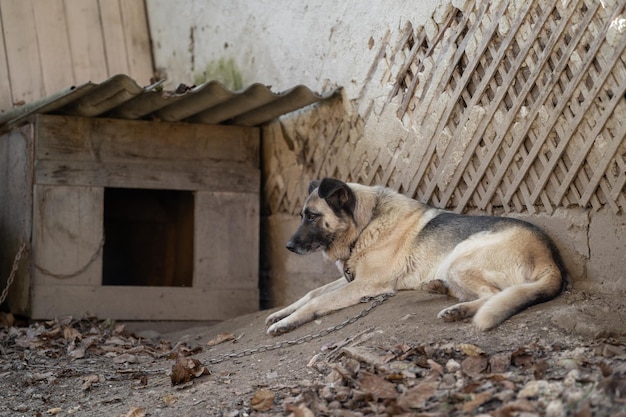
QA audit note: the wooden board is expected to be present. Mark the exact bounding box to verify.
[33,115,260,192]
[0,127,34,314]
[118,0,154,83]
[64,0,109,83]
[0,9,12,111]
[0,0,153,113]
[30,285,259,320]
[99,0,131,76]
[0,0,44,104]
[32,185,104,287]
[194,191,259,290]
[32,0,75,93]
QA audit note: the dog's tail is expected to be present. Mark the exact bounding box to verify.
[473,264,568,331]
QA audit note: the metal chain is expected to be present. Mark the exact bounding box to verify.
[207,292,394,365]
[34,238,104,279]
[0,242,29,306]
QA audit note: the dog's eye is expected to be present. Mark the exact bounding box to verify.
[305,212,318,222]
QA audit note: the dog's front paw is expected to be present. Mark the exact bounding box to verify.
[266,320,297,336]
[265,312,282,327]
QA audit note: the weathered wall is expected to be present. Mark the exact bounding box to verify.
[148,0,626,308]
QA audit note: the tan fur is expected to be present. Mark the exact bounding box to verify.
[266,180,568,335]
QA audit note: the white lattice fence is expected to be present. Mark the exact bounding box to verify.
[264,0,626,216]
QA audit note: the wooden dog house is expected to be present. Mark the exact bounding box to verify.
[0,75,333,320]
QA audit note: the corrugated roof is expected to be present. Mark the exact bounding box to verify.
[0,74,338,134]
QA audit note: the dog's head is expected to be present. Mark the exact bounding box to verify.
[286,178,356,255]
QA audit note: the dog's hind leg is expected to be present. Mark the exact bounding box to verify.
[437,297,490,322]
[436,268,501,324]
[265,277,348,327]
[472,271,563,330]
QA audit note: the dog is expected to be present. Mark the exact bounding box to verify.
[265,178,570,336]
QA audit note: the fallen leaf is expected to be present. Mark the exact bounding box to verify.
[533,359,549,379]
[162,394,178,406]
[461,355,489,375]
[427,359,444,375]
[287,402,315,417]
[68,346,86,360]
[170,358,210,385]
[105,336,128,346]
[113,353,138,364]
[81,374,99,391]
[63,326,82,341]
[119,406,146,417]
[497,399,536,414]
[0,311,14,328]
[358,371,397,400]
[511,347,535,368]
[206,332,236,347]
[462,390,493,413]
[250,389,274,411]
[489,353,510,373]
[459,343,485,356]
[396,379,438,410]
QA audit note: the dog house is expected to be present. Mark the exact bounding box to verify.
[0,75,333,320]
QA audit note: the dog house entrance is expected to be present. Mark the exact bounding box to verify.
[102,188,194,287]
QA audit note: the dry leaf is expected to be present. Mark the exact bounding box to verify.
[113,353,138,364]
[497,399,536,414]
[68,346,86,360]
[511,347,535,368]
[397,379,438,410]
[462,390,493,413]
[0,311,14,328]
[207,332,236,347]
[119,406,146,417]
[81,374,99,391]
[162,394,178,406]
[461,355,489,375]
[250,389,275,411]
[287,402,315,417]
[489,353,511,373]
[358,371,398,400]
[459,343,485,356]
[170,358,210,385]
[533,359,549,379]
[63,326,82,341]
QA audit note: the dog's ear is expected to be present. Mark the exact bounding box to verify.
[318,178,356,215]
[308,180,322,194]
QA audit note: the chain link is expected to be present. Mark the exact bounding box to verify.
[0,242,29,306]
[207,292,394,365]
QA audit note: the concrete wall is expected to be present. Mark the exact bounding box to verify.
[147,0,626,308]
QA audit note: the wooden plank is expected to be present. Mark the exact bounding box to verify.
[1,0,45,104]
[98,0,129,76]
[32,185,104,287]
[34,115,260,165]
[0,9,14,112]
[35,160,260,192]
[64,0,108,83]
[30,285,259,320]
[194,191,259,290]
[0,126,34,314]
[32,0,76,93]
[119,0,154,84]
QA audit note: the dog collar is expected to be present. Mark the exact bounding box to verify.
[343,266,354,282]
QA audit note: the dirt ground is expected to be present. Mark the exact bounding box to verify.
[1,289,625,416]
